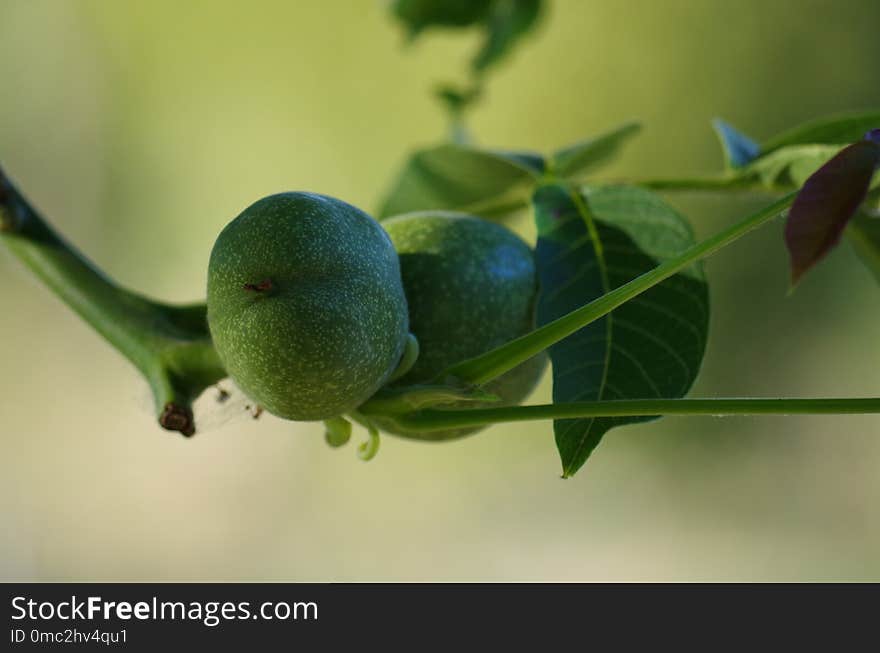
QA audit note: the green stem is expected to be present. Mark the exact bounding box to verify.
[631,175,786,193]
[627,176,767,191]
[0,164,226,435]
[380,397,880,432]
[462,174,788,219]
[441,191,798,386]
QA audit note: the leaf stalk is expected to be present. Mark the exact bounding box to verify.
[375,397,880,432]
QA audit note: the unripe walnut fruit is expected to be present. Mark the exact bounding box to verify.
[206,192,409,421]
[380,211,547,440]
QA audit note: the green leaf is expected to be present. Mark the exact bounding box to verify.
[473,0,543,72]
[378,143,543,219]
[761,110,880,155]
[737,144,843,189]
[848,211,880,284]
[550,122,641,179]
[712,118,760,169]
[390,0,543,72]
[534,184,709,477]
[707,111,880,185]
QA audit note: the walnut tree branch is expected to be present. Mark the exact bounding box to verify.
[0,163,226,436]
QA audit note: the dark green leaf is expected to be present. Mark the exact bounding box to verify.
[785,138,880,285]
[712,118,760,168]
[761,110,880,155]
[534,184,709,477]
[550,122,641,179]
[378,143,543,219]
[847,211,880,284]
[473,0,543,72]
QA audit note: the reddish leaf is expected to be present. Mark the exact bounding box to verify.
[785,136,880,285]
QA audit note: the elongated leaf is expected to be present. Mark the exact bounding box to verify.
[378,143,542,219]
[785,138,880,285]
[761,110,880,155]
[551,122,641,179]
[534,184,709,477]
[712,119,760,168]
[847,211,880,284]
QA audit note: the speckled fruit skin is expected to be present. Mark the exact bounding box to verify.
[379,211,547,440]
[207,192,409,421]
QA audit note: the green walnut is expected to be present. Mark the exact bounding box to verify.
[207,192,409,421]
[380,211,547,440]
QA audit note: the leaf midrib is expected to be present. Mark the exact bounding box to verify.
[564,189,613,475]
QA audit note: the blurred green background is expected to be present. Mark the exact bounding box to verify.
[2,0,880,581]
